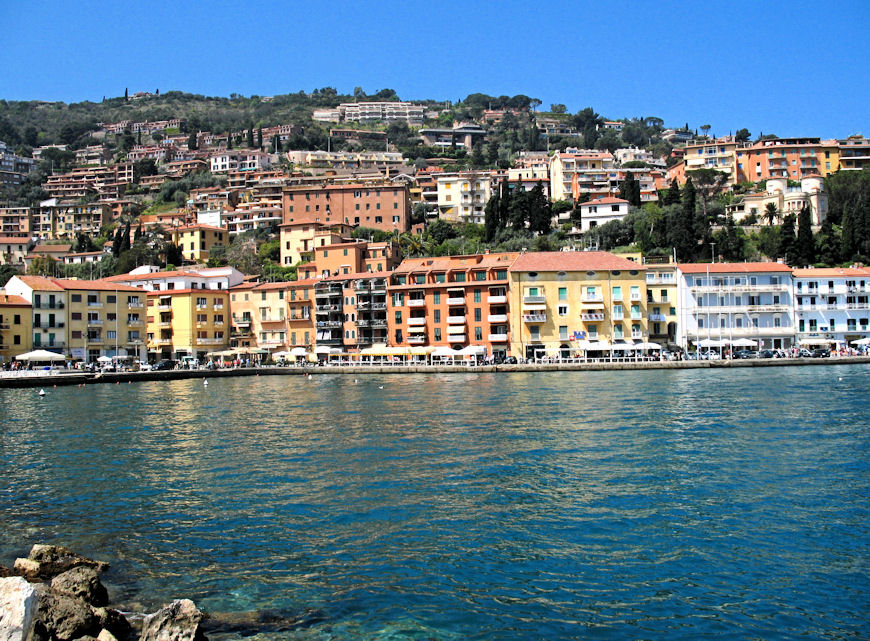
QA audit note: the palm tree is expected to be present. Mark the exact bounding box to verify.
[763,203,779,226]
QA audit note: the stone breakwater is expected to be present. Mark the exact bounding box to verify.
[0,545,206,641]
[0,356,869,389]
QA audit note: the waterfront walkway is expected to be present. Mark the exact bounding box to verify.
[1,356,869,389]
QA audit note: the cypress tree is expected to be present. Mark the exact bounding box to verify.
[663,178,681,205]
[134,222,143,243]
[121,222,132,253]
[484,191,500,242]
[111,226,123,257]
[528,181,552,235]
[779,214,798,264]
[187,132,198,150]
[227,131,233,149]
[246,123,254,148]
[257,127,263,149]
[816,217,841,266]
[796,205,815,265]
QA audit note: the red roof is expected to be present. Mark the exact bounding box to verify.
[0,294,30,306]
[52,278,143,293]
[580,196,629,206]
[510,251,644,272]
[0,236,30,244]
[678,262,792,274]
[792,267,870,277]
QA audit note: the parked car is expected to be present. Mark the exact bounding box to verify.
[733,349,756,359]
[811,348,831,358]
[798,348,813,358]
[152,359,176,371]
[758,349,776,358]
[137,361,152,371]
[502,356,518,364]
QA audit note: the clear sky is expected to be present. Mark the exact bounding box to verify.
[2,0,868,139]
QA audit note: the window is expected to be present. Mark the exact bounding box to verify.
[529,326,540,340]
[474,289,481,303]
[474,272,486,281]
[612,286,622,300]
[434,328,442,341]
[71,294,82,302]
[434,310,441,323]
[496,270,507,280]
[395,311,402,323]
[475,326,482,340]
[558,305,568,316]
[559,325,568,340]
[558,287,567,301]
[474,308,481,322]
[433,292,440,304]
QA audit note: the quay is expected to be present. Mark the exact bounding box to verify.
[1,356,868,389]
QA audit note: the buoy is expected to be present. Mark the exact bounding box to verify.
[203,379,209,386]
[378,385,384,389]
[839,377,843,381]
[38,389,46,396]
[308,374,313,380]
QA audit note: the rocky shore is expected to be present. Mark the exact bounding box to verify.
[0,545,206,641]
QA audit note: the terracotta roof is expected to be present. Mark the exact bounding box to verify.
[678,262,792,274]
[0,294,30,306]
[105,269,199,282]
[792,267,870,277]
[175,224,227,233]
[53,278,143,293]
[32,244,72,253]
[63,251,104,257]
[323,271,390,282]
[0,237,30,244]
[392,253,519,275]
[510,251,644,273]
[580,196,629,206]
[14,275,65,291]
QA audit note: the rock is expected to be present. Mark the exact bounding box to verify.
[51,567,109,607]
[15,545,109,582]
[139,600,207,641]
[0,566,12,578]
[0,576,38,641]
[92,608,132,641]
[32,583,100,641]
[97,630,119,641]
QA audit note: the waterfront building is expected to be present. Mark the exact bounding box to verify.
[436,172,493,224]
[725,176,828,225]
[4,275,147,362]
[282,181,411,234]
[0,293,32,362]
[387,253,519,360]
[278,222,353,267]
[508,251,648,360]
[315,272,390,353]
[676,263,795,350]
[106,266,243,361]
[229,279,316,354]
[792,267,870,348]
[643,255,679,347]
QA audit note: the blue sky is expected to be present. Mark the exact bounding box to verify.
[2,0,867,139]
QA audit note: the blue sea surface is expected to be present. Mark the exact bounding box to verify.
[1,366,869,640]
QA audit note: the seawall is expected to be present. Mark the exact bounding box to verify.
[1,356,868,389]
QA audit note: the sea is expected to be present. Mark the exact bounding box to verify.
[1,366,868,640]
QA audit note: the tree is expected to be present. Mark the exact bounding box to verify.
[124,87,128,101]
[257,127,263,150]
[426,219,458,244]
[527,181,552,235]
[246,122,254,148]
[816,217,841,265]
[700,124,711,137]
[735,128,751,143]
[619,172,642,207]
[227,131,233,149]
[484,191,501,242]
[663,177,681,205]
[778,214,798,264]
[763,202,779,226]
[796,205,815,265]
[111,225,124,257]
[188,132,198,150]
[550,104,566,114]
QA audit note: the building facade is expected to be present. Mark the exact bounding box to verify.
[792,267,870,348]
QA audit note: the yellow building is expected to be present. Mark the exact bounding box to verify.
[0,293,32,362]
[642,256,678,347]
[278,221,352,266]
[56,279,147,362]
[172,224,228,263]
[147,288,230,361]
[508,251,648,359]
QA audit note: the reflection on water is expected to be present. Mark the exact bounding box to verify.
[2,366,869,640]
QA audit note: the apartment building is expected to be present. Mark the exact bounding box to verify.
[315,273,389,352]
[574,197,630,232]
[735,137,839,183]
[838,136,870,171]
[643,256,679,346]
[0,237,32,266]
[676,263,795,350]
[436,172,493,224]
[278,222,353,266]
[209,150,272,173]
[309,239,402,278]
[682,137,739,183]
[419,124,487,149]
[0,140,37,186]
[387,253,519,359]
[286,150,405,172]
[171,224,228,263]
[337,102,424,126]
[792,267,870,347]
[36,199,111,239]
[282,182,410,233]
[0,293,32,362]
[229,281,299,353]
[508,252,648,360]
[549,149,615,201]
[0,206,32,236]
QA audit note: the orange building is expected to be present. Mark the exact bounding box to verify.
[309,239,401,279]
[735,137,839,183]
[387,253,519,359]
[282,182,410,233]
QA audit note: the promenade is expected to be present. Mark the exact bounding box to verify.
[1,356,868,389]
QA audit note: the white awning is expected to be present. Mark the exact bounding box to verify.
[522,303,547,311]
[290,347,308,356]
[799,337,833,346]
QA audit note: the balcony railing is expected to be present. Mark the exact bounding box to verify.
[446,297,465,305]
[488,294,507,304]
[408,299,426,307]
[488,333,509,342]
[487,314,508,323]
[447,315,466,324]
[523,295,546,304]
[407,317,426,326]
[447,334,466,343]
[649,313,667,322]
[523,314,546,323]
[407,336,426,344]
[581,312,605,321]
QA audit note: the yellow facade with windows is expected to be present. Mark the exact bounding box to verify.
[147,289,229,359]
[0,294,32,362]
[508,252,648,359]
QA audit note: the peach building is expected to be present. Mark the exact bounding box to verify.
[282,182,410,233]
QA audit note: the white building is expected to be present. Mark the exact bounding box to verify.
[726,176,828,226]
[436,172,493,224]
[792,267,870,348]
[677,263,795,350]
[576,197,630,232]
[209,150,272,173]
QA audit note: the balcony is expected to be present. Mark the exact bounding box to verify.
[87,337,103,344]
[630,292,642,301]
[232,317,251,326]
[158,321,172,327]
[447,334,466,343]
[128,320,144,326]
[691,283,789,293]
[487,314,508,323]
[488,333,509,342]
[581,295,604,303]
[446,297,465,305]
[408,299,426,307]
[87,319,103,326]
[407,335,426,344]
[407,317,426,326]
[316,304,339,312]
[631,312,643,320]
[316,320,342,328]
[127,302,144,309]
[157,304,172,311]
[196,338,224,345]
[523,313,547,323]
[612,314,625,321]
[488,294,507,304]
[447,315,466,324]
[523,295,546,304]
[581,312,605,321]
[87,302,104,308]
[213,304,224,310]
[649,313,667,322]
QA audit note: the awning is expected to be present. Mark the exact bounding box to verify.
[697,338,728,347]
[290,347,308,356]
[799,337,833,346]
[522,303,547,311]
[581,301,605,309]
[610,342,635,351]
[314,345,332,354]
[730,338,758,347]
[15,350,66,362]
[585,341,611,351]
[850,337,870,345]
[633,341,662,350]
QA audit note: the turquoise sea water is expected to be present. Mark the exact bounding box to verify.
[1,366,869,640]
